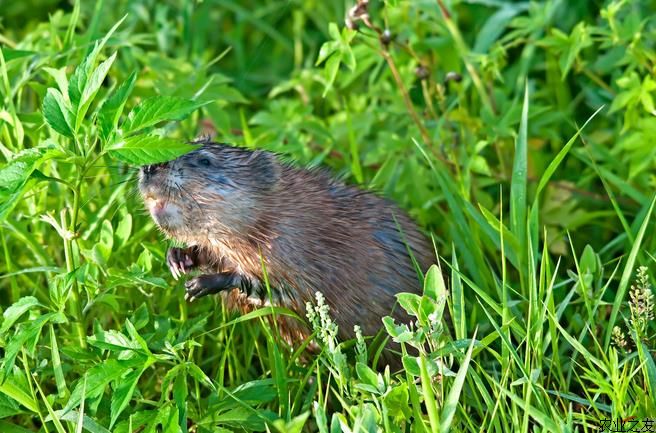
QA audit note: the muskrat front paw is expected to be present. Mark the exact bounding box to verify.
[167,247,196,280]
[184,272,247,302]
[184,274,223,302]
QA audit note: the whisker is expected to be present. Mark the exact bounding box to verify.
[176,182,203,213]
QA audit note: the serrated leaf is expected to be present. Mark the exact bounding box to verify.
[68,15,126,107]
[107,135,198,165]
[0,148,47,219]
[43,88,74,137]
[65,358,141,412]
[43,66,69,97]
[98,71,137,142]
[125,319,151,354]
[3,313,56,380]
[87,329,139,352]
[0,296,42,334]
[122,96,210,134]
[75,51,117,132]
[69,43,98,108]
[0,147,47,196]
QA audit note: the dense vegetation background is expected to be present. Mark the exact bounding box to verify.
[0,0,655,431]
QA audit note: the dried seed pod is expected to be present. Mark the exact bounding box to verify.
[380,29,392,46]
[444,71,462,83]
[415,65,430,80]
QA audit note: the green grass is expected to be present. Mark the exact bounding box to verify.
[1,0,655,431]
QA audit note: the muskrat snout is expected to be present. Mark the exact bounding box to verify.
[141,162,170,177]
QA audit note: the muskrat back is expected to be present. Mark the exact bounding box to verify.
[139,140,434,348]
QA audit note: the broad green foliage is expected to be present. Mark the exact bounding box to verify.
[0,0,655,432]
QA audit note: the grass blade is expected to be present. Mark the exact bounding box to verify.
[440,329,477,432]
[604,194,656,349]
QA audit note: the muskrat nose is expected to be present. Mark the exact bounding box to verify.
[142,162,169,176]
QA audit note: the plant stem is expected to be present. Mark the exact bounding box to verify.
[0,226,20,303]
[435,0,493,113]
[379,48,432,146]
[62,179,86,348]
[418,355,440,433]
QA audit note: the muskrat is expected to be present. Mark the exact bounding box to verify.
[139,139,434,360]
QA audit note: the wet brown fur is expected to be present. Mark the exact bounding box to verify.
[139,141,434,359]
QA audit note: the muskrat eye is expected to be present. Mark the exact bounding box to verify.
[199,158,211,166]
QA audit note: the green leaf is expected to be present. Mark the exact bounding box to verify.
[0,373,39,413]
[49,410,111,433]
[98,70,137,142]
[172,368,188,431]
[43,88,74,137]
[125,319,151,354]
[121,96,210,134]
[395,293,421,317]
[423,264,447,305]
[533,105,603,200]
[0,420,35,433]
[0,146,54,200]
[474,5,526,53]
[49,325,68,398]
[322,54,341,98]
[187,363,216,392]
[382,316,413,343]
[272,411,310,433]
[114,213,133,247]
[68,15,126,108]
[439,330,476,433]
[355,362,379,390]
[75,51,117,132]
[1,48,36,62]
[107,135,198,165]
[604,195,656,349]
[87,328,139,352]
[314,402,329,433]
[65,358,141,412]
[510,83,529,267]
[401,356,420,376]
[110,367,145,428]
[2,313,57,380]
[0,296,42,334]
[315,40,340,66]
[637,341,656,401]
[0,392,22,419]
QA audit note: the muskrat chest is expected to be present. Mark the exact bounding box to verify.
[139,140,434,347]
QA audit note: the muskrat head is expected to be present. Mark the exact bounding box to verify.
[139,143,278,241]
